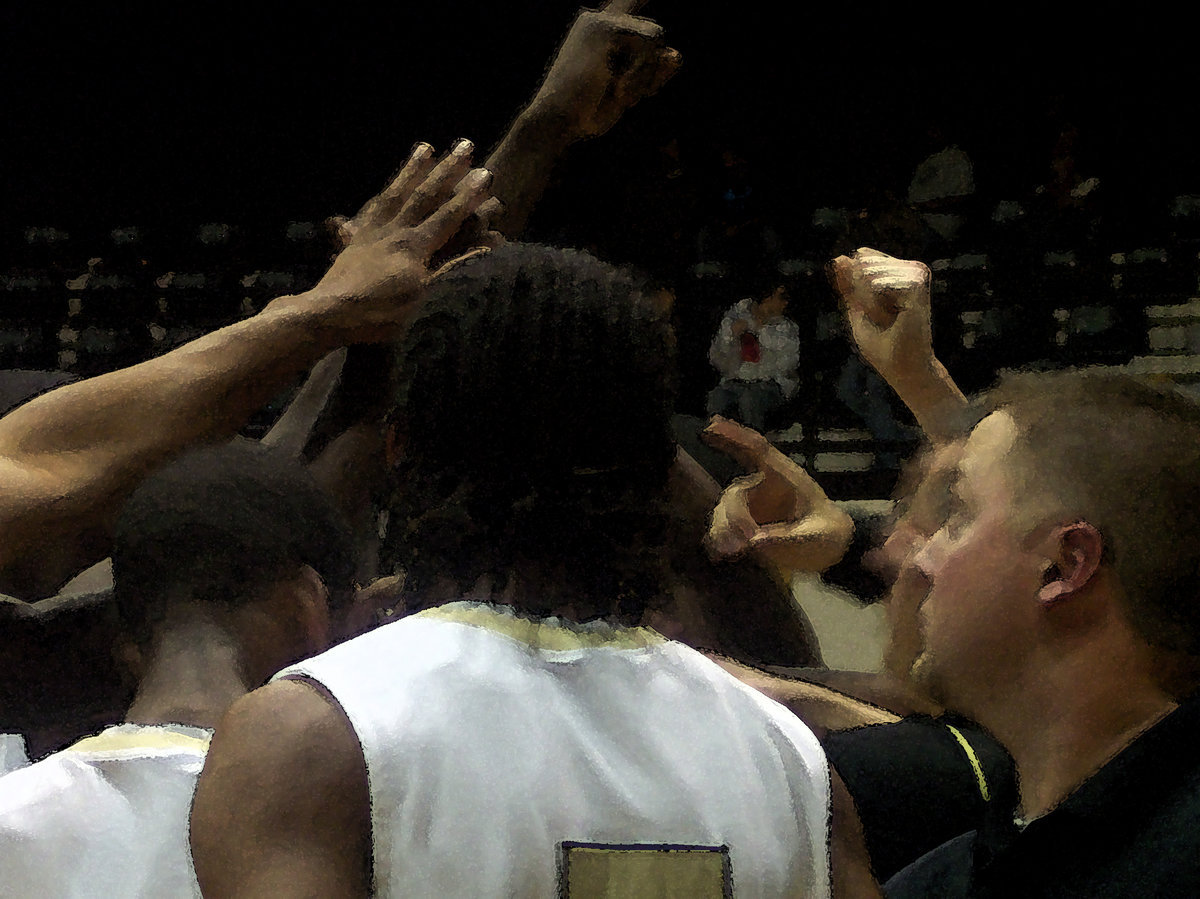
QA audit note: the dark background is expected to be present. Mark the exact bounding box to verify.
[1,4,1196,430]
[2,4,1191,230]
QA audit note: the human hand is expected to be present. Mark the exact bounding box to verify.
[830,247,934,386]
[702,415,852,573]
[526,0,682,144]
[328,146,503,256]
[337,573,407,642]
[303,140,496,344]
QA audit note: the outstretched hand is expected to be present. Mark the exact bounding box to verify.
[528,0,682,143]
[307,140,497,343]
[830,247,934,385]
[703,416,853,574]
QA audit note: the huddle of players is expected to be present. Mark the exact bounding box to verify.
[4,3,1200,897]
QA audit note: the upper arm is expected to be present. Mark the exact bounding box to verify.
[0,456,94,593]
[190,679,372,898]
[830,766,884,899]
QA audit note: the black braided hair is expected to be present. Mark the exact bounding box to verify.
[381,243,678,624]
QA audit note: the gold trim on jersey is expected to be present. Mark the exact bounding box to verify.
[68,726,212,755]
[944,723,991,802]
[417,601,667,651]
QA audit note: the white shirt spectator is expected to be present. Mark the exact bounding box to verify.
[709,295,801,398]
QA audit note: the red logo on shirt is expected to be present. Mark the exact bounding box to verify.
[739,331,761,363]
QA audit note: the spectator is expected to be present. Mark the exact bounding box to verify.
[706,279,801,432]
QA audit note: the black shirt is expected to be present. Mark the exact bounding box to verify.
[885,696,1200,897]
[824,715,1016,883]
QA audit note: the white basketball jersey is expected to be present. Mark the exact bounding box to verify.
[0,734,28,776]
[278,601,831,898]
[0,723,210,898]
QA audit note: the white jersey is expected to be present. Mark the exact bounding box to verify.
[0,723,210,898]
[278,601,831,898]
[0,734,28,776]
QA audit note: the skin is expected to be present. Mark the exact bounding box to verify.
[911,411,1179,820]
[0,144,494,601]
[830,247,968,445]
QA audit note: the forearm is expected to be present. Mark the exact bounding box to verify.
[0,295,340,464]
[0,294,348,589]
[883,356,968,444]
[708,327,739,373]
[261,348,349,455]
[705,654,899,737]
[483,107,573,236]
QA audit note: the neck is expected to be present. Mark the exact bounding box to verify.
[125,614,252,731]
[983,646,1176,821]
[424,571,626,624]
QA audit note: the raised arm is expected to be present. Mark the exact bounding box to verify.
[483,0,682,235]
[307,3,681,466]
[0,143,494,599]
[831,247,968,444]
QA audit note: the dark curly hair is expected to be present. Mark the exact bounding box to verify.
[380,243,678,624]
[113,440,357,648]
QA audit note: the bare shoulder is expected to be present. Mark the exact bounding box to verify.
[192,678,371,897]
[197,677,365,811]
[225,677,356,748]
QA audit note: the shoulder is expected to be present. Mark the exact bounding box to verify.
[203,678,361,786]
[191,678,372,895]
[665,643,826,757]
[0,750,125,865]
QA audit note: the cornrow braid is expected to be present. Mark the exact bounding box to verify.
[381,243,678,623]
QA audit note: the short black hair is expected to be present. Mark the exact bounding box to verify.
[113,440,356,646]
[746,271,788,304]
[381,242,678,623]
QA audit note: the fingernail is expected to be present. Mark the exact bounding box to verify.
[412,142,433,160]
[452,139,474,158]
[468,168,492,187]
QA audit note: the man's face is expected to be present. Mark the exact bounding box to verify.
[910,412,1049,714]
[867,441,963,679]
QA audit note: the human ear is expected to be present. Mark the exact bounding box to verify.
[292,564,332,653]
[1037,522,1104,606]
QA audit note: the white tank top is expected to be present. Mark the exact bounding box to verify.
[278,601,831,898]
[0,723,210,898]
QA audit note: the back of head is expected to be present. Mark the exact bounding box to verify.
[981,368,1200,663]
[382,242,677,622]
[113,441,356,647]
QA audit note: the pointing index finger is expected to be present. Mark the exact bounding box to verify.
[701,415,770,472]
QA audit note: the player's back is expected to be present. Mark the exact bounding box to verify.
[0,723,209,898]
[279,601,831,898]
